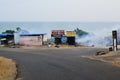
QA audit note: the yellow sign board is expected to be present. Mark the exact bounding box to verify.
[66,31,76,37]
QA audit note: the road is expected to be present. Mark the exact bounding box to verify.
[0,47,120,80]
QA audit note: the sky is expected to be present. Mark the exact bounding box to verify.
[0,0,120,22]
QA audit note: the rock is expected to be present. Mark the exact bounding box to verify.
[96,51,108,55]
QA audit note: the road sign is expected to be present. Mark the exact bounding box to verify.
[51,30,64,37]
[66,31,76,37]
[61,36,67,43]
[112,30,117,51]
[112,31,117,39]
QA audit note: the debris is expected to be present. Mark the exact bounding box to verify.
[96,51,108,55]
[55,45,60,48]
[109,47,113,51]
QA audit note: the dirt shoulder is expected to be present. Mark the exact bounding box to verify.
[0,57,17,80]
[82,50,120,67]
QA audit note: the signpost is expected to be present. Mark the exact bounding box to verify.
[51,30,64,38]
[51,30,65,45]
[66,31,76,45]
[112,30,117,52]
[61,36,67,44]
[66,31,76,37]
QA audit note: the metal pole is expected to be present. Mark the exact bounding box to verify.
[113,38,117,51]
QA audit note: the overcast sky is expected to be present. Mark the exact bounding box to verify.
[0,0,120,22]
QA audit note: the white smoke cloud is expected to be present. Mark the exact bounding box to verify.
[14,28,29,44]
[76,26,120,46]
[18,29,29,34]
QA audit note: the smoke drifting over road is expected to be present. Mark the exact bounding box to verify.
[76,28,120,46]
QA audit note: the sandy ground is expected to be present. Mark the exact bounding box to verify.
[82,50,120,67]
[0,57,17,80]
[20,45,110,50]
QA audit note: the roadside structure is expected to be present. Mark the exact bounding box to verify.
[66,31,76,45]
[51,30,76,46]
[51,30,65,44]
[112,30,118,51]
[19,34,47,46]
[0,34,14,46]
[0,33,47,46]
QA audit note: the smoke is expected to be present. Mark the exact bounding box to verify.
[17,28,29,34]
[14,28,29,44]
[76,27,120,46]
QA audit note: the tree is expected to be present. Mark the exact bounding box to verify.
[16,27,21,32]
[74,28,89,37]
[2,30,15,34]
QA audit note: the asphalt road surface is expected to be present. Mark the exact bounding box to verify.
[0,47,120,80]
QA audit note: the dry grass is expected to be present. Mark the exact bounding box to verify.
[0,57,17,80]
[107,58,120,67]
[81,51,120,67]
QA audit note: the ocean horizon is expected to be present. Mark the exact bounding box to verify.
[0,22,120,38]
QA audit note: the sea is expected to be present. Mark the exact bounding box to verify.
[0,22,120,46]
[0,22,120,38]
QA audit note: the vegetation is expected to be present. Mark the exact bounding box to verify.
[0,57,17,80]
[2,30,15,34]
[16,27,21,32]
[74,28,89,37]
[47,38,54,44]
[2,27,21,34]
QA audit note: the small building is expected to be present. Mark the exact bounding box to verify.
[0,34,14,45]
[51,30,65,44]
[66,31,76,45]
[19,34,47,46]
